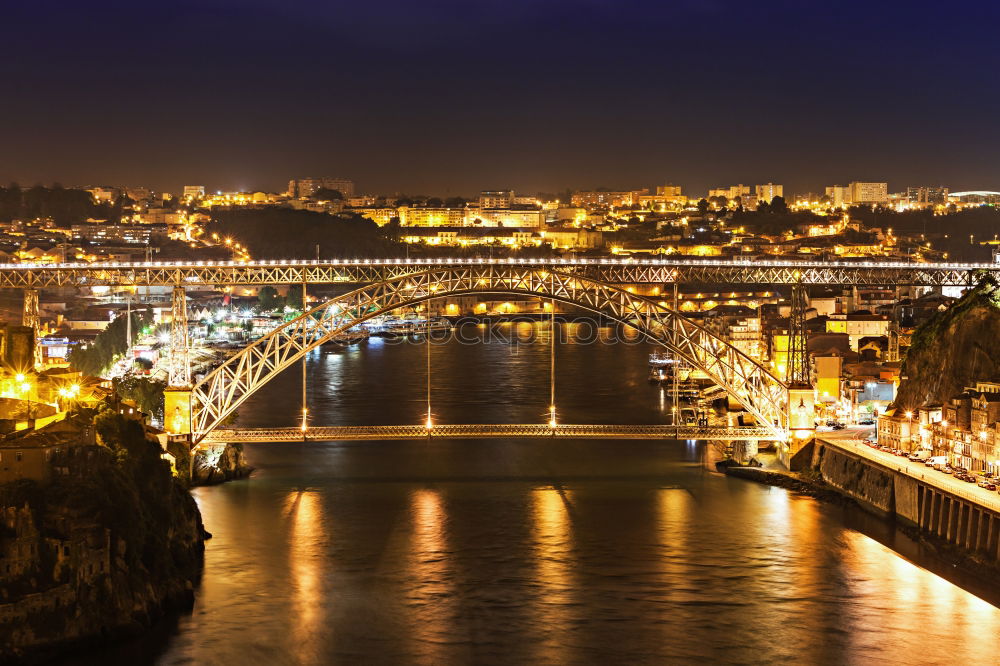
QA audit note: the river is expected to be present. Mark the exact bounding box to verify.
[74,322,1000,664]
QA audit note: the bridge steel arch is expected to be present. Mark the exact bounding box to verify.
[189,266,789,444]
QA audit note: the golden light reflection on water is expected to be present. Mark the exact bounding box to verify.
[285,490,325,659]
[657,488,691,606]
[407,488,455,660]
[531,486,575,660]
[841,530,1000,659]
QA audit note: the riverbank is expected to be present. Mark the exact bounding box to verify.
[0,413,206,664]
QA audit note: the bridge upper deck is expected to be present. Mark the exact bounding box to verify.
[0,257,992,288]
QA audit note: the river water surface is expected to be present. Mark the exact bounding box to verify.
[78,323,1000,665]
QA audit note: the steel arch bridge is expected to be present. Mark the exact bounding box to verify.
[188,266,789,445]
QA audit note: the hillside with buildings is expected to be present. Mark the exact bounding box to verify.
[893,275,1000,412]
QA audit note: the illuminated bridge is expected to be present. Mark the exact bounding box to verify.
[12,257,986,455]
[0,256,996,288]
[201,424,778,444]
[152,263,836,457]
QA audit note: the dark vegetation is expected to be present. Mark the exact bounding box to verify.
[209,209,402,259]
[69,308,153,376]
[0,184,127,225]
[115,374,167,422]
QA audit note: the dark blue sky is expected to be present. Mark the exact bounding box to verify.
[1,0,998,196]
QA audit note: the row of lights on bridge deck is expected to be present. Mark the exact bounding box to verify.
[0,258,993,270]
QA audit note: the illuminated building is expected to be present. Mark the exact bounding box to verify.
[399,207,467,227]
[825,314,890,350]
[906,186,948,206]
[182,185,205,199]
[755,183,783,202]
[826,182,889,206]
[948,191,1000,205]
[479,190,514,208]
[71,223,167,245]
[708,184,751,200]
[473,208,544,228]
[86,186,121,203]
[353,207,397,226]
[287,178,355,198]
[571,190,647,208]
[399,226,540,247]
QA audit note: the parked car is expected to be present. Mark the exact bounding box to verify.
[978,480,998,491]
[858,418,876,426]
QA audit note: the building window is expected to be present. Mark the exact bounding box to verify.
[15,451,22,462]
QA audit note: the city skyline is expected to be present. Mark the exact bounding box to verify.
[3,0,999,194]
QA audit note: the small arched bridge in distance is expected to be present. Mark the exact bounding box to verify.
[174,265,794,448]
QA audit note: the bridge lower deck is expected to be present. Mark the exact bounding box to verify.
[201,424,778,443]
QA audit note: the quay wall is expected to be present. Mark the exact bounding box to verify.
[814,439,1000,562]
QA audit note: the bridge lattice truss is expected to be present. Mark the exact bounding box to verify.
[201,424,778,443]
[0,258,988,288]
[189,266,789,444]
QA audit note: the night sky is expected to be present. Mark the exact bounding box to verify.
[2,0,998,196]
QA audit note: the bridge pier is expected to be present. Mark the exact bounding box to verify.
[165,387,193,436]
[783,384,817,470]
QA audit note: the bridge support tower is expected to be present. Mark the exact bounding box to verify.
[170,286,191,386]
[22,288,42,369]
[783,280,816,470]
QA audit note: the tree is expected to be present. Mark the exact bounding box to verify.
[286,284,305,310]
[312,188,343,201]
[257,286,283,311]
[69,309,151,376]
[697,199,710,215]
[115,374,167,422]
[770,196,789,214]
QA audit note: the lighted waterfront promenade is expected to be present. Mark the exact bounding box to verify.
[823,431,1000,514]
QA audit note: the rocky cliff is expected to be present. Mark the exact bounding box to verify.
[192,442,252,485]
[894,275,1000,410]
[0,414,205,663]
